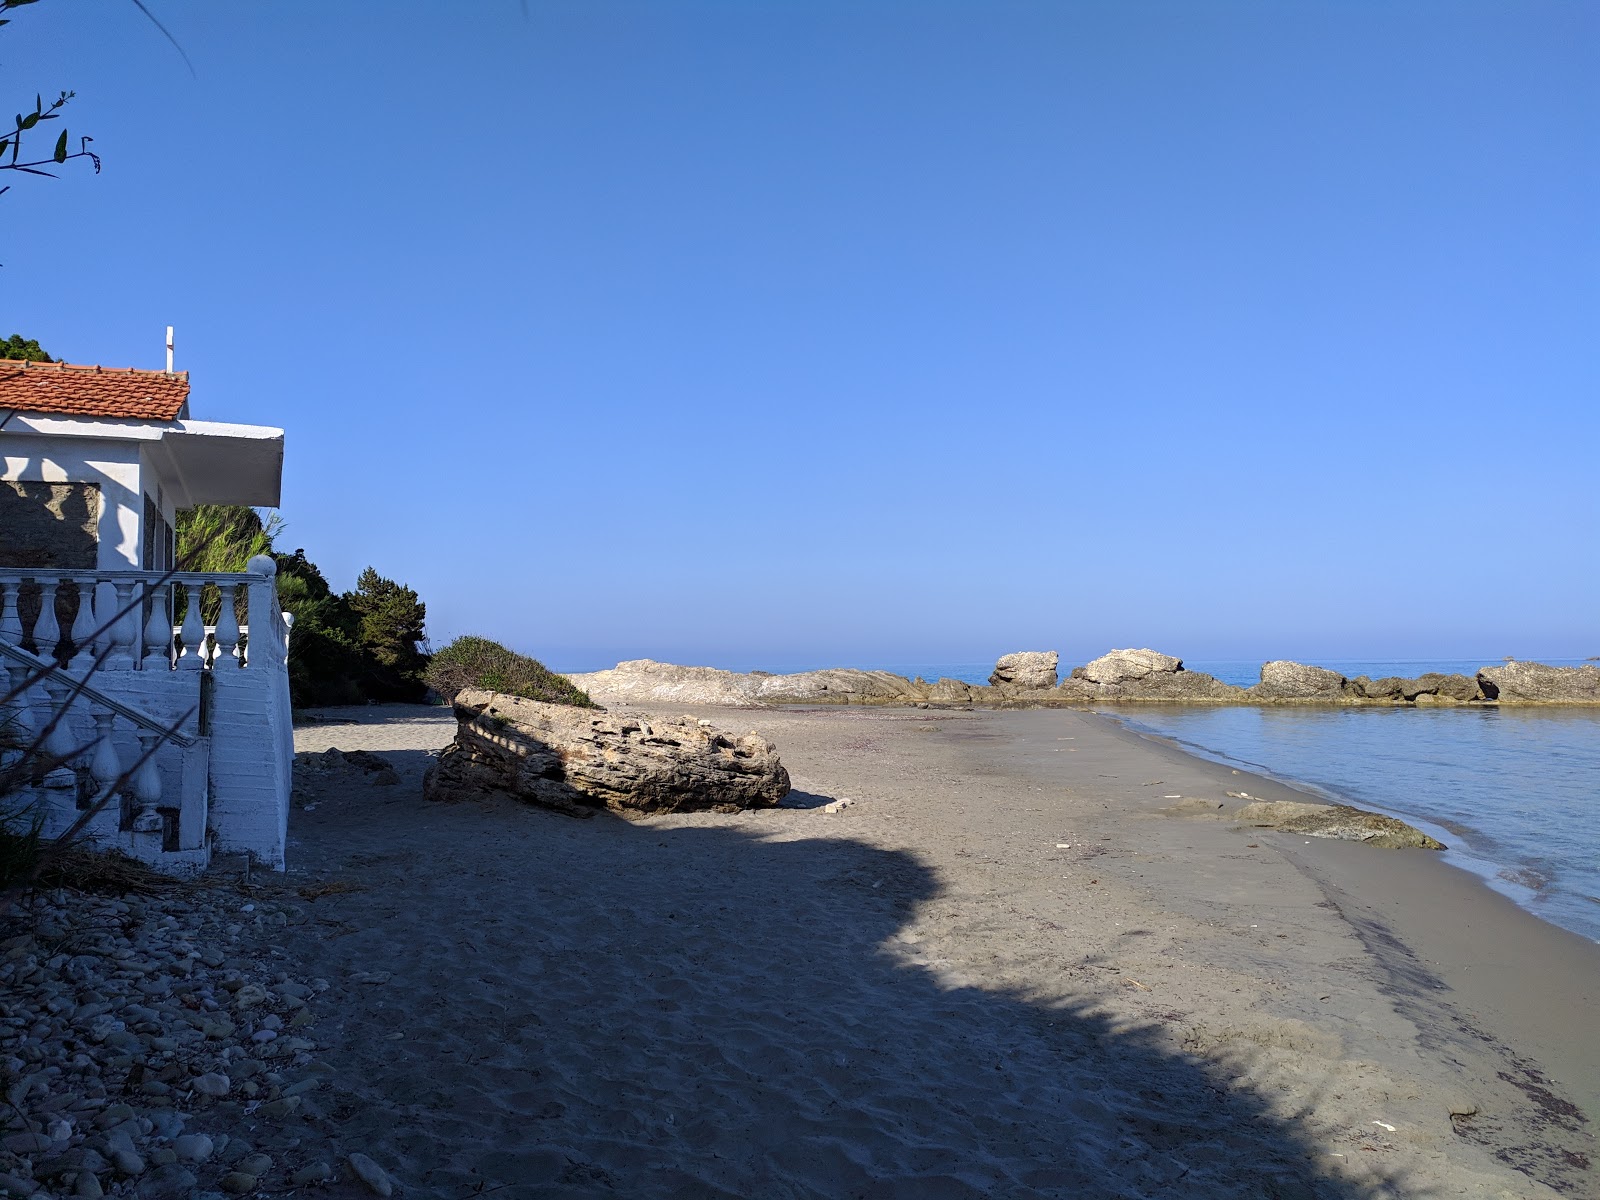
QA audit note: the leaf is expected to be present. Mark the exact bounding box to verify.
[0,140,8,157]
[19,111,38,130]
[53,129,66,163]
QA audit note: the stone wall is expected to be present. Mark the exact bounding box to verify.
[0,481,100,568]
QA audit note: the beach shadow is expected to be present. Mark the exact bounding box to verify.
[278,794,1442,1200]
[774,789,837,810]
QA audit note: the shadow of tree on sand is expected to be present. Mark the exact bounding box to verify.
[286,784,1435,1200]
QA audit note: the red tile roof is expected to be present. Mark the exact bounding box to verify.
[0,359,189,421]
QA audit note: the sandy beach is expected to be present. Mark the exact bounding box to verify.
[262,701,1600,1199]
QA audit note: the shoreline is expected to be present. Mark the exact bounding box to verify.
[1080,706,1600,1116]
[278,700,1595,1195]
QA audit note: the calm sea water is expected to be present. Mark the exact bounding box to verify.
[861,657,1600,943]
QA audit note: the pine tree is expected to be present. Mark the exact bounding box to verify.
[345,567,429,702]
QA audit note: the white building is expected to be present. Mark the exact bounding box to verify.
[1,357,292,875]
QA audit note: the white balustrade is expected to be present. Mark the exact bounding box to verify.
[0,568,285,673]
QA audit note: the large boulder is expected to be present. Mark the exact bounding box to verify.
[1082,648,1182,684]
[562,659,930,708]
[928,677,973,703]
[1477,662,1600,705]
[561,659,764,706]
[988,651,1059,691]
[1252,661,1347,701]
[424,690,790,817]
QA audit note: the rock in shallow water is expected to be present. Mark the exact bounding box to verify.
[1236,800,1445,849]
[1478,661,1600,704]
[989,651,1059,690]
[425,690,791,817]
[1082,648,1182,684]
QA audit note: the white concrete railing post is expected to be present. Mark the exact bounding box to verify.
[213,583,241,667]
[69,576,98,670]
[105,580,139,670]
[244,555,281,667]
[39,674,79,763]
[142,582,172,668]
[177,582,206,671]
[88,710,121,809]
[33,581,61,662]
[4,662,36,740]
[0,581,21,647]
[132,730,163,809]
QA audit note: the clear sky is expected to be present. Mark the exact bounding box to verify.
[5,1,1596,672]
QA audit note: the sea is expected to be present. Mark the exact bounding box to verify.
[859,658,1600,945]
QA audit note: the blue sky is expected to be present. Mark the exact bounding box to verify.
[5,1,1596,671]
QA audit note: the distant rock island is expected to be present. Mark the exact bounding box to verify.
[564,651,1600,708]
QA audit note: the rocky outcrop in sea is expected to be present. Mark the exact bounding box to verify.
[563,652,1600,709]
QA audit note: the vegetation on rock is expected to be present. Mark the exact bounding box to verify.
[426,636,596,709]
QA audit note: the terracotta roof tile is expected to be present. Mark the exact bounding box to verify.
[0,359,189,422]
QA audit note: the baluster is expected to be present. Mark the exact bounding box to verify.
[69,576,98,670]
[88,711,121,802]
[5,663,36,741]
[177,582,206,671]
[102,580,138,669]
[0,581,21,647]
[142,582,172,668]
[40,675,79,763]
[34,581,61,663]
[213,583,241,667]
[132,731,163,807]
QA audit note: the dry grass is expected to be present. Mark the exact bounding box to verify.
[297,879,365,901]
[33,846,176,897]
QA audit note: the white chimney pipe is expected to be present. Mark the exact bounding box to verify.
[165,326,174,374]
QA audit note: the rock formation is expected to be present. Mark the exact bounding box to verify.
[989,651,1059,691]
[1250,661,1347,701]
[1351,673,1481,703]
[1059,670,1245,703]
[561,654,1599,710]
[1082,648,1182,684]
[1235,800,1445,849]
[564,659,929,708]
[424,689,790,817]
[1477,661,1600,704]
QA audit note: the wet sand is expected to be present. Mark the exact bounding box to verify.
[280,702,1598,1198]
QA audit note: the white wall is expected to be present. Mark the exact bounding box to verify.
[2,433,163,569]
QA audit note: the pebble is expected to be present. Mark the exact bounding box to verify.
[134,1164,197,1200]
[1,874,328,1200]
[173,1133,214,1163]
[347,1152,395,1197]
[290,1162,334,1185]
[191,1072,231,1097]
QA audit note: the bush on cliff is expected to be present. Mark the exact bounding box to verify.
[426,636,596,708]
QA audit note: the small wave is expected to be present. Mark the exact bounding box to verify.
[1496,865,1553,892]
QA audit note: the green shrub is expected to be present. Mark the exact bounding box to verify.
[425,636,596,708]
